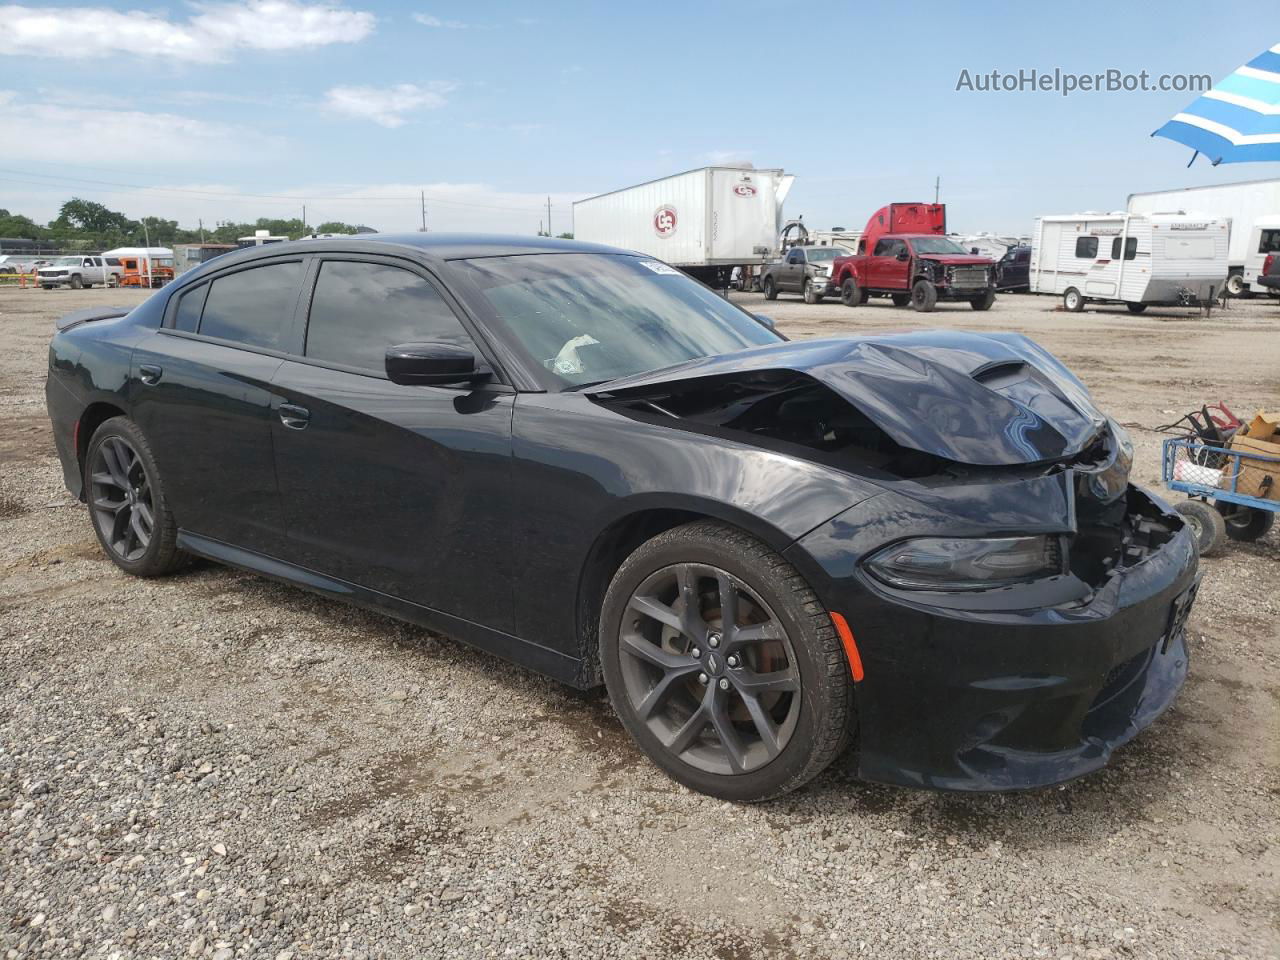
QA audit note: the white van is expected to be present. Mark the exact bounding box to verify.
[1242,215,1280,296]
[1030,212,1229,313]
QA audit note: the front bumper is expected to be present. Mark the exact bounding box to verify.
[38,274,71,286]
[789,483,1198,791]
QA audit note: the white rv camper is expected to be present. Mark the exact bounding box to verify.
[1030,212,1229,313]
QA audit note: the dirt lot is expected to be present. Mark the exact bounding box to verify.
[2,286,1277,960]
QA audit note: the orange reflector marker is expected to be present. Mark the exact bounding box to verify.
[830,612,864,682]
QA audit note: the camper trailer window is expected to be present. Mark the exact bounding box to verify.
[1074,237,1098,259]
[1259,229,1280,254]
[1110,237,1137,261]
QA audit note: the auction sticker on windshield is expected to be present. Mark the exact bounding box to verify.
[637,260,681,276]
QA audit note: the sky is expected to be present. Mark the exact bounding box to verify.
[0,0,1277,238]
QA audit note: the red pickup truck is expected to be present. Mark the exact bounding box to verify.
[831,203,997,312]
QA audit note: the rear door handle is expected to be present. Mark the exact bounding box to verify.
[278,403,310,430]
[139,364,163,385]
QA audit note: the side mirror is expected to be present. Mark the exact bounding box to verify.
[385,342,490,386]
[754,314,775,330]
[896,249,910,262]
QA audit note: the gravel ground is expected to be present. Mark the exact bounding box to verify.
[1,286,1277,960]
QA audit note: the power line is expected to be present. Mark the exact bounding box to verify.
[0,167,555,212]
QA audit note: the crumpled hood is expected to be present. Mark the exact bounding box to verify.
[588,331,1108,467]
[922,254,995,266]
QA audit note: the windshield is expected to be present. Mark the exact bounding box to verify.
[801,247,844,262]
[910,237,970,255]
[453,254,780,389]
[52,256,82,266]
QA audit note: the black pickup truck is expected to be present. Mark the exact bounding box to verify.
[1258,252,1280,293]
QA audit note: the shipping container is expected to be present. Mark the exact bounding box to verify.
[1127,178,1280,294]
[572,166,794,287]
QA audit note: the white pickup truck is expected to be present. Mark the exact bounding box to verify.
[36,256,123,289]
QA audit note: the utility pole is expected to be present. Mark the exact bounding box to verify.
[302,204,307,233]
[934,176,940,204]
[198,218,205,243]
[420,190,427,232]
[546,196,552,236]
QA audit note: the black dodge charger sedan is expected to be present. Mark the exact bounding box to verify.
[45,234,1198,801]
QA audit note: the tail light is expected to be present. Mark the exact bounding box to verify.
[1264,254,1276,275]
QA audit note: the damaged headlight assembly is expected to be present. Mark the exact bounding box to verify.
[1083,418,1133,502]
[865,535,1065,591]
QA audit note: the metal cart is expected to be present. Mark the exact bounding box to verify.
[1162,437,1278,555]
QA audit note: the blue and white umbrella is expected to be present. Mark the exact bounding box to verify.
[1153,43,1280,165]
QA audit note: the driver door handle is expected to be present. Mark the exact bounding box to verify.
[139,364,163,385]
[279,403,310,430]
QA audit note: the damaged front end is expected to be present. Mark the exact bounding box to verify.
[590,331,1198,791]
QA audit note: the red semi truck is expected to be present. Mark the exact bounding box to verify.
[831,203,997,311]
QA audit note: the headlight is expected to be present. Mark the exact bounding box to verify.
[1083,418,1132,502]
[865,536,1064,591]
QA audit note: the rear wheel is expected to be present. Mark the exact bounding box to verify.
[600,521,854,802]
[85,417,188,577]
[1215,502,1275,542]
[970,288,996,311]
[1063,287,1084,312]
[890,293,910,307]
[1174,499,1227,557]
[839,277,863,307]
[1126,302,1147,314]
[762,275,778,301]
[910,279,938,312]
[1225,271,1246,298]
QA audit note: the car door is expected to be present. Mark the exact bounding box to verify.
[785,248,806,290]
[129,256,305,555]
[268,254,516,632]
[881,238,910,289]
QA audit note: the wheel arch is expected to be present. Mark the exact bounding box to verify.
[75,401,129,488]
[573,500,800,687]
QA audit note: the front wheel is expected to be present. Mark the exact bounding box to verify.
[970,289,996,311]
[890,293,910,307]
[802,279,823,304]
[1063,287,1084,312]
[910,279,938,312]
[600,521,854,802]
[762,276,778,301]
[69,275,84,290]
[85,417,188,577]
[1174,499,1226,557]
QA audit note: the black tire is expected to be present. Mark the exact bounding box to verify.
[1174,499,1227,557]
[69,274,84,290]
[1224,272,1246,298]
[1126,302,1147,314]
[1063,287,1084,312]
[600,520,854,802]
[1215,502,1275,542]
[42,285,55,290]
[970,288,996,311]
[762,276,777,301]
[910,279,937,312]
[839,277,863,307]
[84,417,188,577]
[802,279,823,304]
[890,293,911,307]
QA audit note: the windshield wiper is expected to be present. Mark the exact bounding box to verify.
[564,378,617,392]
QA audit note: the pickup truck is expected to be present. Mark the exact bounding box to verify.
[832,234,997,311]
[1257,252,1280,294]
[758,245,847,303]
[829,202,997,311]
[36,256,123,290]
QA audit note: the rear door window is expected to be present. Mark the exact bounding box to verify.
[304,259,475,374]
[172,283,208,332]
[198,261,303,350]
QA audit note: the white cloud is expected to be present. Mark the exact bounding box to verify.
[324,83,453,127]
[0,94,284,167]
[412,12,467,28]
[0,1,375,62]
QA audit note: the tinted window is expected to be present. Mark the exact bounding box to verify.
[873,238,896,256]
[1075,236,1098,258]
[787,249,804,264]
[305,260,474,373]
[1259,229,1280,254]
[1110,237,1138,260]
[199,261,302,350]
[173,283,208,332]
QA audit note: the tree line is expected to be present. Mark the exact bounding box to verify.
[0,198,374,250]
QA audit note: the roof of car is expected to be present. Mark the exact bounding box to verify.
[286,232,628,260]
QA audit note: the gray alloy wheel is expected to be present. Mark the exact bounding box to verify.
[89,435,156,562]
[616,562,802,775]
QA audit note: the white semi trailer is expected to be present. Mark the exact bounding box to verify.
[1127,178,1280,295]
[572,165,794,289]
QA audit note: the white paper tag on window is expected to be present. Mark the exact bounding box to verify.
[637,260,681,276]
